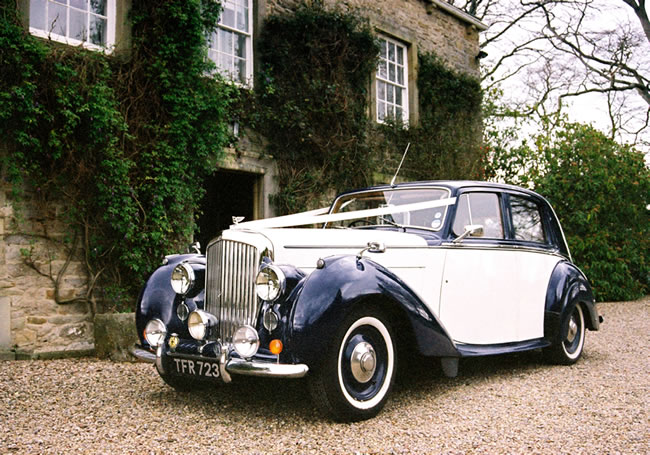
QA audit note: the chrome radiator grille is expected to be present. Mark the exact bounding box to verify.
[205,239,260,343]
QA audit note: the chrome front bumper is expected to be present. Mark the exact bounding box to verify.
[131,344,309,381]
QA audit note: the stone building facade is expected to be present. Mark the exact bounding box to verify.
[1,0,485,358]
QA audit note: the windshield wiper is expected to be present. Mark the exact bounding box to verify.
[379,216,406,232]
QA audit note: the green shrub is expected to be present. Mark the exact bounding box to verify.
[489,121,649,301]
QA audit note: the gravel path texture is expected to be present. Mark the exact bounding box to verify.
[1,298,648,454]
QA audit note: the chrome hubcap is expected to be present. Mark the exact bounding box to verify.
[350,341,376,383]
[567,317,578,343]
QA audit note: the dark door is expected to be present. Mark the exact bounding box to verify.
[195,170,257,248]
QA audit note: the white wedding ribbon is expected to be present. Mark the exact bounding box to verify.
[231,197,457,230]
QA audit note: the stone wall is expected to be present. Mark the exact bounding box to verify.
[264,0,482,76]
[0,182,94,358]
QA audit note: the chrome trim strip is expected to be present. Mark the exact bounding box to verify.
[440,243,567,258]
[130,345,156,363]
[226,358,309,378]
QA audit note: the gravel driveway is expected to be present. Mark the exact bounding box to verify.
[1,298,648,454]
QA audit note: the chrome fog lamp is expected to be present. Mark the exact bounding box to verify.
[255,264,286,302]
[188,310,218,341]
[263,309,279,332]
[170,263,195,295]
[232,325,260,358]
[144,319,167,348]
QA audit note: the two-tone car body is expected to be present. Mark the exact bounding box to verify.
[133,181,601,421]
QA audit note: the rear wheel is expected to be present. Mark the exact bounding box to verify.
[309,307,396,421]
[544,303,586,365]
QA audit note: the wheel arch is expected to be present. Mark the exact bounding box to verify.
[287,255,458,368]
[135,254,205,347]
[544,260,599,344]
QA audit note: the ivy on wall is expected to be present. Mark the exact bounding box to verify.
[251,3,484,214]
[252,3,379,213]
[0,0,235,312]
[370,52,484,183]
[1,0,484,311]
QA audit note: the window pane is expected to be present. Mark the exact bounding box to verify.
[70,8,86,40]
[395,107,403,121]
[510,196,545,242]
[378,101,386,121]
[219,28,232,53]
[70,0,86,11]
[48,1,67,36]
[453,193,503,239]
[29,0,47,30]
[221,3,235,28]
[397,47,404,65]
[89,14,105,45]
[452,195,471,236]
[90,0,105,16]
[237,58,246,84]
[397,68,404,86]
[235,34,246,58]
[389,63,395,82]
[380,39,387,58]
[395,87,402,106]
[236,3,248,31]
[388,42,395,62]
[377,81,386,101]
[378,59,387,79]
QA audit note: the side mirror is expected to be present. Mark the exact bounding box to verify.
[357,241,387,259]
[453,224,484,244]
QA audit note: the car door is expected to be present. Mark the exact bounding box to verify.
[439,191,520,344]
[439,191,561,345]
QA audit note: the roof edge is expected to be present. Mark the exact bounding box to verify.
[428,0,489,31]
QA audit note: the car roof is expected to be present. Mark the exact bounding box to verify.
[337,180,546,200]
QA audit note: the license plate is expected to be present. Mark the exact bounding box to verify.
[172,357,220,379]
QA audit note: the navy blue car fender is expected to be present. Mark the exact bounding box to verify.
[135,254,205,347]
[544,260,599,343]
[286,255,458,367]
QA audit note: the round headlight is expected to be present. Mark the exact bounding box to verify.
[233,325,260,358]
[188,310,207,340]
[170,263,195,295]
[144,319,167,348]
[255,264,286,302]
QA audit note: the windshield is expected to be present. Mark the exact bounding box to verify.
[329,187,451,231]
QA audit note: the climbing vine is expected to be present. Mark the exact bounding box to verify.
[370,52,484,182]
[252,3,379,213]
[1,0,485,311]
[252,3,484,214]
[0,0,235,312]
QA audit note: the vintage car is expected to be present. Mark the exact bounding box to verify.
[133,180,602,421]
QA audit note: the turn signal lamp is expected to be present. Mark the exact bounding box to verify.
[269,339,283,355]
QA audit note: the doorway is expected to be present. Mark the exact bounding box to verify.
[195,170,260,248]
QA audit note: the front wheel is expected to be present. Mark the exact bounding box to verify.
[309,308,396,421]
[544,303,586,365]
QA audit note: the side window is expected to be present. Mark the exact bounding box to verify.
[510,196,546,243]
[452,193,504,239]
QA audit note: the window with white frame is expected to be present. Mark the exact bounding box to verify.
[28,0,116,51]
[207,0,253,85]
[376,36,408,124]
